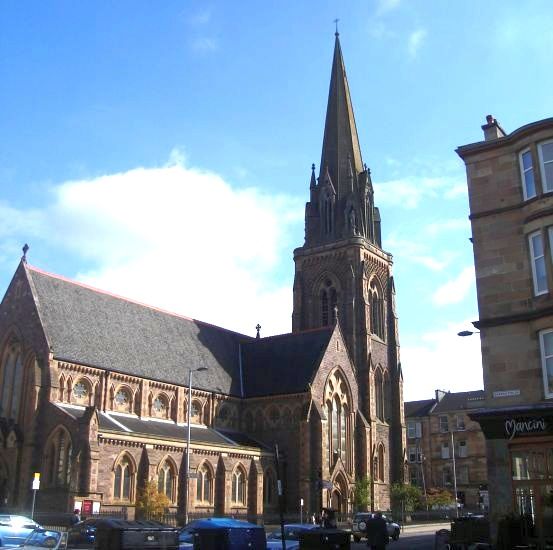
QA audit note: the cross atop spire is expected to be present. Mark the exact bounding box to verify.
[334,18,340,36]
[319,31,364,198]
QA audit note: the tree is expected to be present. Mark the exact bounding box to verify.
[426,487,454,508]
[353,475,373,511]
[390,482,422,513]
[136,480,171,518]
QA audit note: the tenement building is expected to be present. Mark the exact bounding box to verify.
[457,115,553,544]
[405,390,488,511]
[0,34,405,519]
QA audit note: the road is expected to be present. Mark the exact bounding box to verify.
[351,525,439,550]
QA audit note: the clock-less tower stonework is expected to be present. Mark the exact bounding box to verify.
[292,33,406,508]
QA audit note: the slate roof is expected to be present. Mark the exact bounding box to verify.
[432,390,485,414]
[240,328,334,397]
[404,399,436,418]
[23,264,333,399]
[56,404,262,448]
[26,265,253,396]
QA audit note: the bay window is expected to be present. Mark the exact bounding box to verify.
[529,231,548,295]
[538,140,553,193]
[539,328,553,399]
[520,149,537,199]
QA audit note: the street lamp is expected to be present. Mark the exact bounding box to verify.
[457,330,480,337]
[184,366,208,525]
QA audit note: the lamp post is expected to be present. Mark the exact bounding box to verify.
[184,366,208,526]
[450,430,459,519]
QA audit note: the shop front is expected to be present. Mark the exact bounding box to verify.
[470,403,553,547]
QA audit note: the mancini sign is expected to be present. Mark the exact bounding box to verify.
[505,417,547,440]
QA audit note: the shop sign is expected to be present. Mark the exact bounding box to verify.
[504,417,547,440]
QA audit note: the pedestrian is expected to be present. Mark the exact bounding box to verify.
[310,512,316,525]
[365,511,388,550]
[70,509,81,525]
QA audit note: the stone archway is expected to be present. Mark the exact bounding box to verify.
[332,472,348,515]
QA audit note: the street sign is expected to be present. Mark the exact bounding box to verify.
[32,472,40,491]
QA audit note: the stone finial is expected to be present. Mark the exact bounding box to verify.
[310,163,317,189]
[255,324,261,339]
[21,243,29,263]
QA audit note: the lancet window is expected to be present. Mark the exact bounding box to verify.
[324,369,353,472]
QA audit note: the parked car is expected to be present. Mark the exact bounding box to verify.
[66,518,168,549]
[19,528,67,549]
[351,512,400,543]
[0,515,40,548]
[179,518,265,549]
[266,523,319,549]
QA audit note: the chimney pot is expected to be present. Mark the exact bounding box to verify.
[486,114,494,124]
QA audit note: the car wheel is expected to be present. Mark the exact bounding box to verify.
[353,536,361,542]
[392,528,400,541]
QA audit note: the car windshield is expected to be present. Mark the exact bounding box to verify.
[23,529,62,547]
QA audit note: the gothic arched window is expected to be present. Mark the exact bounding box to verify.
[0,341,23,420]
[196,462,214,504]
[45,427,72,488]
[378,444,385,482]
[231,466,247,505]
[320,279,338,327]
[324,369,352,472]
[263,468,277,507]
[375,369,384,421]
[369,280,385,340]
[114,455,134,501]
[158,459,176,503]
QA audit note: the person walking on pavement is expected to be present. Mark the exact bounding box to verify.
[365,511,389,550]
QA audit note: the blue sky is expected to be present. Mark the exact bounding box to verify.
[1,0,552,400]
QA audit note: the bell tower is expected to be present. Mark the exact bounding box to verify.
[292,32,405,494]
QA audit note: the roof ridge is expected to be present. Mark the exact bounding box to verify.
[252,326,333,342]
[26,263,254,340]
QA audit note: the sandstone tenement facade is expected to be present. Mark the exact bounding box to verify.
[457,116,553,544]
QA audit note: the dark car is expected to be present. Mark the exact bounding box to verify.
[179,518,265,548]
[0,515,40,548]
[66,518,99,548]
[67,518,171,549]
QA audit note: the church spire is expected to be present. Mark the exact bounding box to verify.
[319,32,364,197]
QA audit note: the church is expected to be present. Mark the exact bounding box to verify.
[0,33,406,520]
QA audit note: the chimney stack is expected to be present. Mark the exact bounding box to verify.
[481,114,507,141]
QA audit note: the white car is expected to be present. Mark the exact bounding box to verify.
[351,513,400,543]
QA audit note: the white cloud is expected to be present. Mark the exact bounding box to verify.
[191,37,218,52]
[189,10,211,26]
[374,176,464,209]
[376,0,401,16]
[385,233,457,272]
[407,28,427,59]
[432,266,475,306]
[3,155,304,337]
[425,218,470,237]
[402,319,483,401]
